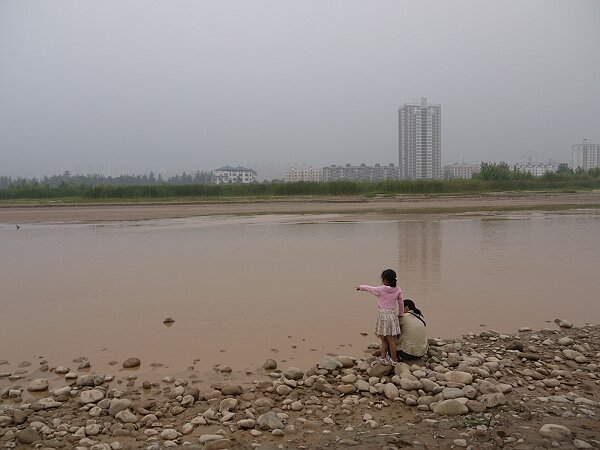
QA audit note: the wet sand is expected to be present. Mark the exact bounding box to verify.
[1,191,600,224]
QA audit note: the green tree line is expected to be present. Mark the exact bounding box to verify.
[1,164,599,200]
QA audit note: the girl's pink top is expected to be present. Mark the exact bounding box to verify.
[359,285,404,313]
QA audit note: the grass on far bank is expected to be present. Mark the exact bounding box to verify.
[1,175,600,203]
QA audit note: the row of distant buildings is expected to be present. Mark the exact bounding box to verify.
[215,140,598,185]
[213,94,597,184]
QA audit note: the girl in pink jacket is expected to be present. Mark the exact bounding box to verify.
[356,268,404,366]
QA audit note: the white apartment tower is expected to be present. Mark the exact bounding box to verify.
[398,98,442,180]
[571,139,599,171]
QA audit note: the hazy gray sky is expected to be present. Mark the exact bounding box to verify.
[1,0,599,178]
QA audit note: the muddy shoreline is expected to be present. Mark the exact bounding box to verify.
[1,191,600,224]
[1,322,599,449]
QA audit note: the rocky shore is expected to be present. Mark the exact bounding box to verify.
[1,322,599,449]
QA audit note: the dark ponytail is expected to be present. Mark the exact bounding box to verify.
[404,299,426,326]
[381,269,397,288]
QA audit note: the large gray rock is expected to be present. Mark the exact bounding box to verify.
[257,411,284,430]
[383,383,399,400]
[16,428,41,444]
[370,363,394,377]
[539,424,572,440]
[284,367,304,380]
[27,379,49,392]
[444,371,473,385]
[115,409,138,423]
[400,378,421,391]
[442,387,464,400]
[433,399,469,416]
[80,389,104,404]
[318,356,343,371]
[109,398,133,416]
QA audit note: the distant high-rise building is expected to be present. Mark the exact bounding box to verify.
[571,139,599,171]
[398,98,441,180]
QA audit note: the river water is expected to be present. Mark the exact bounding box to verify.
[1,210,598,376]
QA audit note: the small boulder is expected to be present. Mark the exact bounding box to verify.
[284,367,304,380]
[433,399,469,416]
[444,371,473,385]
[122,358,141,369]
[263,359,277,370]
[27,379,49,392]
[257,411,284,430]
[539,423,572,440]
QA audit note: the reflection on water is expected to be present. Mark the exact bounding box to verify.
[397,221,441,300]
[0,210,599,375]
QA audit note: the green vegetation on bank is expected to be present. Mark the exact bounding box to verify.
[1,164,599,201]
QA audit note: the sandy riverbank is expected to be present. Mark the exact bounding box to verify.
[1,191,600,224]
[1,322,599,449]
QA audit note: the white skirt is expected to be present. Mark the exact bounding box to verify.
[375,308,401,336]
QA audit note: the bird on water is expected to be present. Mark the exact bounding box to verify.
[16,224,20,230]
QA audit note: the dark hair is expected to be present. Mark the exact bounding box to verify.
[381,269,397,288]
[404,298,426,326]
[403,299,422,316]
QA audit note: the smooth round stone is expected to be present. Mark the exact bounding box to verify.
[122,358,141,369]
[558,337,574,346]
[272,428,284,436]
[543,379,561,388]
[443,371,473,385]
[276,384,292,396]
[383,383,399,400]
[237,419,256,429]
[341,374,357,383]
[263,359,277,370]
[161,429,178,440]
[291,401,304,411]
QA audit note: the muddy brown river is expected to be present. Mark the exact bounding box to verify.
[1,209,599,378]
